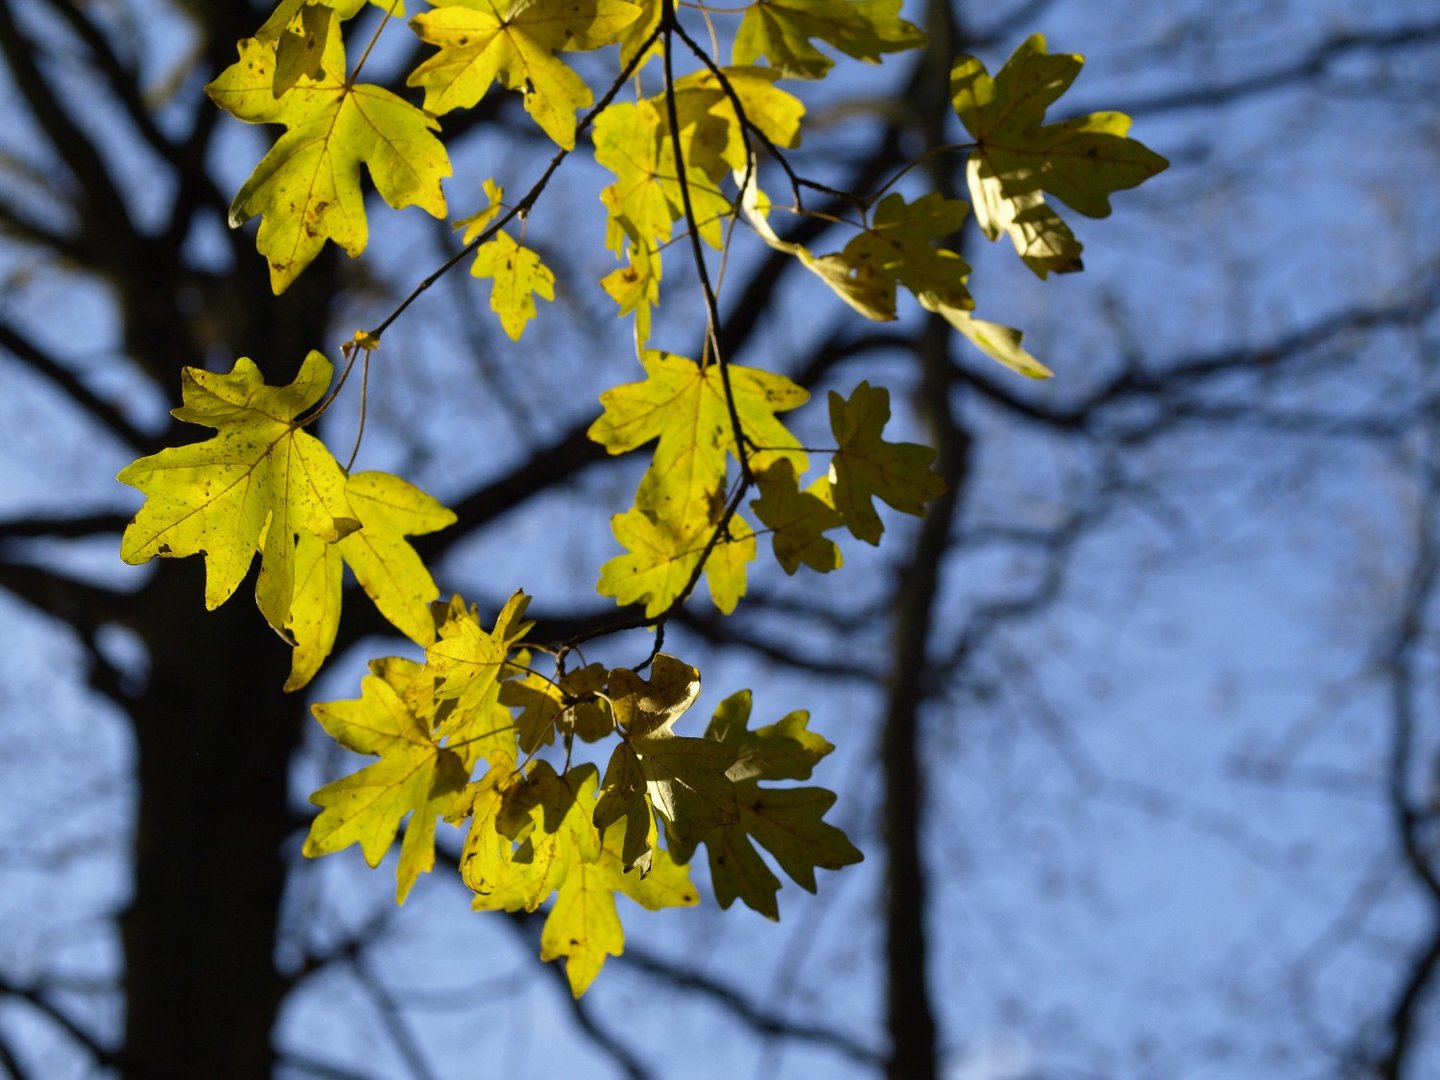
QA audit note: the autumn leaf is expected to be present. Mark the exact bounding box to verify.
[704,689,833,782]
[598,505,756,616]
[428,591,533,752]
[118,351,358,640]
[732,0,924,78]
[470,230,555,339]
[750,459,843,574]
[207,23,451,292]
[672,66,806,180]
[588,350,807,529]
[592,658,739,872]
[828,381,946,544]
[303,673,470,903]
[741,181,1050,377]
[594,99,732,251]
[408,0,639,148]
[499,662,611,753]
[951,34,1168,278]
[284,471,457,691]
[541,775,698,996]
[669,690,860,919]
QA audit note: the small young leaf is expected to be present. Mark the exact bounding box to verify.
[471,231,555,340]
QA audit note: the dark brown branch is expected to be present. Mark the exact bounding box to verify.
[1373,463,1440,1078]
[617,941,885,1067]
[0,558,137,634]
[0,0,134,237]
[1119,20,1440,117]
[0,976,114,1068]
[953,293,1437,432]
[0,512,129,540]
[0,321,149,450]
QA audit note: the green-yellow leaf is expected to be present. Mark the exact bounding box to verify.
[828,380,946,544]
[408,0,638,148]
[117,352,357,638]
[471,230,555,340]
[733,0,924,78]
[671,693,859,919]
[598,505,756,616]
[207,26,451,292]
[283,470,455,691]
[951,34,1168,277]
[499,662,611,753]
[588,350,806,528]
[428,591,533,749]
[705,689,834,782]
[541,802,698,997]
[750,459,842,574]
[594,656,738,868]
[672,66,805,179]
[594,99,732,250]
[303,674,469,902]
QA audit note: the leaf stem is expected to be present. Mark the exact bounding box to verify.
[866,141,977,206]
[346,0,403,88]
[660,0,752,483]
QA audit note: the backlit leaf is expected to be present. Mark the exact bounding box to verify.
[951,34,1168,277]
[118,352,357,640]
[597,505,756,616]
[588,350,806,529]
[733,0,924,79]
[283,471,457,690]
[750,459,842,574]
[207,25,451,291]
[303,674,470,902]
[828,381,946,543]
[408,0,639,148]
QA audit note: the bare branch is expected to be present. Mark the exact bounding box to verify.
[0,320,149,450]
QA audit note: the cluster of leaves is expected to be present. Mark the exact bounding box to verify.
[115,0,1165,994]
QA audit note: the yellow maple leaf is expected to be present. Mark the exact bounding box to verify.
[827,381,946,544]
[470,230,555,340]
[118,351,358,639]
[304,672,470,903]
[207,22,450,292]
[588,350,807,528]
[750,459,843,574]
[408,0,639,148]
[427,591,534,750]
[284,471,457,690]
[594,99,733,251]
[951,34,1168,278]
[538,770,698,996]
[598,505,756,616]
